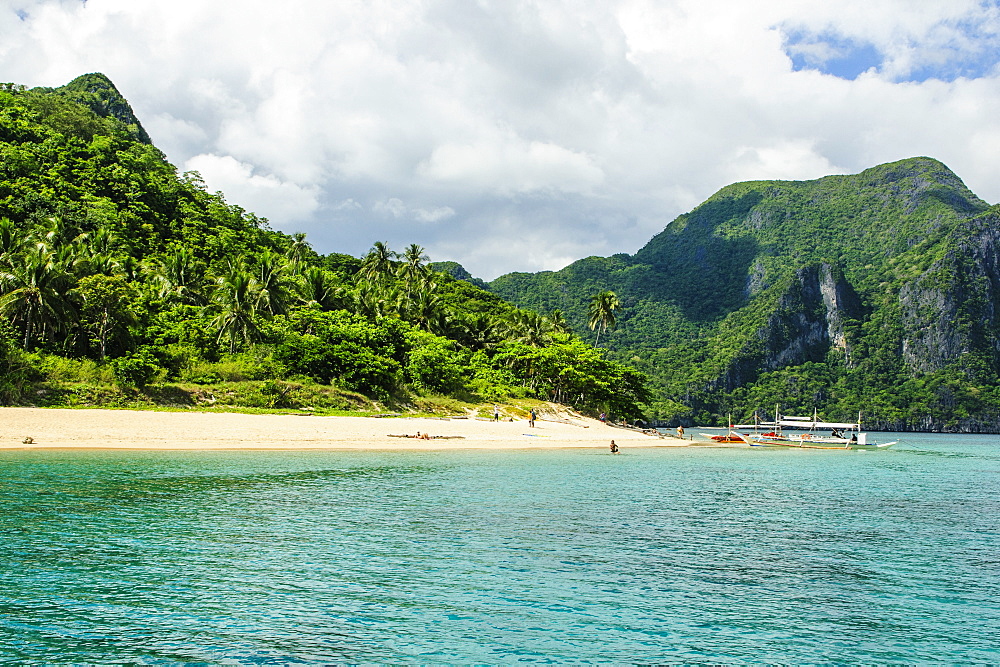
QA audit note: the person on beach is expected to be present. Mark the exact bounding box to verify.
[610,440,619,454]
[493,405,500,421]
[529,408,536,427]
[676,425,685,439]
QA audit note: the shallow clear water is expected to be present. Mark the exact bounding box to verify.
[1,433,998,663]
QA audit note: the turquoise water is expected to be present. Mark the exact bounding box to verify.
[1,434,998,663]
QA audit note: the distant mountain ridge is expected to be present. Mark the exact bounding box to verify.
[6,70,996,429]
[483,158,1000,430]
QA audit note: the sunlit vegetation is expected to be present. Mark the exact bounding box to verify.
[0,75,649,418]
[489,157,1000,430]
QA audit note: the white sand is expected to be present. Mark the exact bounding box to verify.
[0,407,688,450]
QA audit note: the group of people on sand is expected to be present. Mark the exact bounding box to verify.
[493,404,538,427]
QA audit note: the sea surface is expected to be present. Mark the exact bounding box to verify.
[1,433,998,663]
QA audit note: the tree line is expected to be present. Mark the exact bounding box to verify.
[0,80,648,415]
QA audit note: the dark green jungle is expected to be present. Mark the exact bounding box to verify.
[0,74,646,419]
[485,155,1000,431]
[3,73,999,431]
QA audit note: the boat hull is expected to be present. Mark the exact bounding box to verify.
[698,432,746,444]
[738,433,896,449]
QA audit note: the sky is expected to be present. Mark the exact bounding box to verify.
[2,0,1000,279]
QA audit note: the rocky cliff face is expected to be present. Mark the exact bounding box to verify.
[712,263,862,391]
[485,158,1000,429]
[899,208,1000,375]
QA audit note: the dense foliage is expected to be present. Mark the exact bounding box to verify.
[0,75,649,418]
[489,159,1000,431]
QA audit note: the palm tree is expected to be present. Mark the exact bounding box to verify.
[255,250,293,316]
[454,312,506,352]
[506,309,553,347]
[284,232,311,273]
[51,241,90,277]
[81,226,115,256]
[0,217,27,268]
[355,280,400,319]
[150,248,207,305]
[297,266,347,311]
[408,283,446,332]
[208,266,265,353]
[360,241,398,283]
[0,245,75,349]
[398,243,429,299]
[79,252,123,278]
[37,215,75,248]
[587,290,620,346]
[547,309,572,335]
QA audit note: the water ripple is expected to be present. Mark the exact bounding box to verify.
[0,437,998,662]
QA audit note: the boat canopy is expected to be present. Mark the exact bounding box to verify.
[777,419,858,430]
[733,413,860,431]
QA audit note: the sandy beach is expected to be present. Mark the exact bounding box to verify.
[0,407,687,450]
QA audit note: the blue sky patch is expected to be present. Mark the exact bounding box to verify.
[784,18,1000,82]
[785,29,882,80]
[907,50,998,82]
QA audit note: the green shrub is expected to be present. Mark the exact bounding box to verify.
[111,350,162,387]
[33,354,115,384]
[275,333,402,397]
[405,331,465,393]
[0,338,38,403]
[181,352,284,383]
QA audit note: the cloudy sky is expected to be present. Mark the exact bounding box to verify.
[3,0,999,278]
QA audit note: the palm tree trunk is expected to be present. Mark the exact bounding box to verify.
[23,304,34,350]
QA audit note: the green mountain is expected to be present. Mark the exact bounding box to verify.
[488,158,1000,431]
[0,75,648,417]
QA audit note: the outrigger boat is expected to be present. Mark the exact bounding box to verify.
[701,431,744,444]
[734,408,897,450]
[698,415,745,444]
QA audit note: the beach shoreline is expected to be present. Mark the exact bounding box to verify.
[0,407,686,450]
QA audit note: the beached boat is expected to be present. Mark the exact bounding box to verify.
[698,420,745,444]
[698,432,745,444]
[697,415,749,444]
[733,409,897,450]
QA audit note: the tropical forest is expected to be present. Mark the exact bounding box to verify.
[0,74,648,419]
[4,73,1000,432]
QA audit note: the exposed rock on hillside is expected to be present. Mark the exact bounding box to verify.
[487,157,1000,429]
[716,263,862,391]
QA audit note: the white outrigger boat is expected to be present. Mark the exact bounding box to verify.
[734,408,897,450]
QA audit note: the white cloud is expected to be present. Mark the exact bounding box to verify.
[725,141,843,183]
[419,137,604,195]
[373,198,408,219]
[184,153,320,225]
[1,0,999,279]
[415,206,455,223]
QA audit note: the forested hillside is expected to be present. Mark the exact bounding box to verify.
[489,158,1000,431]
[0,74,648,417]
